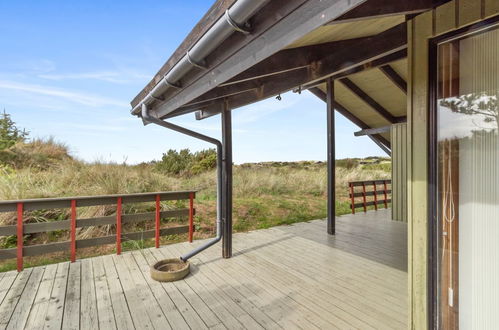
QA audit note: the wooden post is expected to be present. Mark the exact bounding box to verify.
[188,192,194,243]
[155,194,160,248]
[349,183,355,214]
[70,199,77,262]
[362,183,367,213]
[384,180,389,208]
[222,100,233,258]
[16,203,23,272]
[373,182,378,211]
[116,197,122,255]
[326,78,336,235]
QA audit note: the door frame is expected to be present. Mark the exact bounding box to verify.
[427,14,499,330]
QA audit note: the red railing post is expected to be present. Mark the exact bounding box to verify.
[349,183,355,214]
[383,180,389,208]
[70,199,77,262]
[188,192,194,243]
[116,197,122,255]
[155,194,160,248]
[362,183,367,213]
[373,182,378,211]
[16,203,23,272]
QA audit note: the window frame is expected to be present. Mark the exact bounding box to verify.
[427,14,499,330]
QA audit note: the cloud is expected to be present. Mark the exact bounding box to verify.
[0,80,128,108]
[39,70,149,84]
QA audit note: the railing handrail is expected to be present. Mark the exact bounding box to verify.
[0,190,197,272]
[0,190,197,212]
[348,180,391,214]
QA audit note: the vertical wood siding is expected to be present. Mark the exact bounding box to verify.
[391,123,408,222]
[408,2,498,329]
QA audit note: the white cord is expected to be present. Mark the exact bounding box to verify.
[442,140,456,307]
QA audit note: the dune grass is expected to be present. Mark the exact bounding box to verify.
[0,141,390,271]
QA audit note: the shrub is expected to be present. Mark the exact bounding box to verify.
[155,148,217,176]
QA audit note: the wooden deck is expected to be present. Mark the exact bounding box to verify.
[0,209,407,329]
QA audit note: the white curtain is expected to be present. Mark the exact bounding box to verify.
[458,27,499,330]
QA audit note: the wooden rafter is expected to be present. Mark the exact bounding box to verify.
[179,23,407,119]
[379,65,407,93]
[329,0,440,23]
[308,87,391,151]
[340,77,404,124]
[354,125,392,136]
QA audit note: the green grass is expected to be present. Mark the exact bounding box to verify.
[0,140,391,272]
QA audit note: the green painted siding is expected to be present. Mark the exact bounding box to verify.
[391,123,407,222]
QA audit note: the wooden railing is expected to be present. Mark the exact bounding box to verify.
[348,180,391,214]
[0,191,196,271]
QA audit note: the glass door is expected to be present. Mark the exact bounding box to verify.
[433,22,499,329]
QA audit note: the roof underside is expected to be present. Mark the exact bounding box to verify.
[130,0,440,149]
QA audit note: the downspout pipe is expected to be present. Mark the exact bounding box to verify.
[141,104,222,261]
[131,0,269,116]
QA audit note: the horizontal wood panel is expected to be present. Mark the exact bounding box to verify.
[0,209,191,236]
[350,190,392,198]
[0,191,196,213]
[24,241,70,257]
[0,225,16,236]
[0,226,191,260]
[76,209,190,228]
[349,180,391,186]
[24,220,70,234]
[353,200,392,209]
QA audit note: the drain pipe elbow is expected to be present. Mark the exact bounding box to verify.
[141,104,223,261]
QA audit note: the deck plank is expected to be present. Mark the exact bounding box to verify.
[101,254,135,330]
[120,253,172,329]
[0,268,32,327]
[25,264,58,329]
[62,261,81,330]
[0,211,408,329]
[144,248,211,329]
[6,266,44,330]
[43,262,69,329]
[80,258,99,330]
[164,245,280,330]
[160,247,247,330]
[93,257,117,330]
[130,251,190,330]
[0,271,18,307]
[111,253,155,329]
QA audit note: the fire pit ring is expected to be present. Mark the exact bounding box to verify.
[150,258,190,282]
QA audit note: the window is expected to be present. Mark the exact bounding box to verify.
[430,20,499,329]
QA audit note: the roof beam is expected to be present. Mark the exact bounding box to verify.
[354,125,392,136]
[308,87,391,150]
[220,37,368,87]
[379,65,407,94]
[339,77,403,124]
[329,0,439,23]
[149,0,369,119]
[180,23,406,117]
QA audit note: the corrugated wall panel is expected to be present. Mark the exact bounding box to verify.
[408,1,498,328]
[391,123,408,222]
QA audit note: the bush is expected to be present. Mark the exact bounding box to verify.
[0,137,71,170]
[155,148,217,176]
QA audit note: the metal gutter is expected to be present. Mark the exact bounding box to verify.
[131,0,269,116]
[141,104,223,261]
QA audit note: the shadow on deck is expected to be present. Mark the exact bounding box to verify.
[0,209,407,329]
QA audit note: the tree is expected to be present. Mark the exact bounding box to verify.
[440,92,498,129]
[0,110,28,150]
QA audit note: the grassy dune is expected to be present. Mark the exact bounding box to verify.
[0,140,390,271]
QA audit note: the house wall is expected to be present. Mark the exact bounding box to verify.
[407,1,498,329]
[391,123,407,222]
